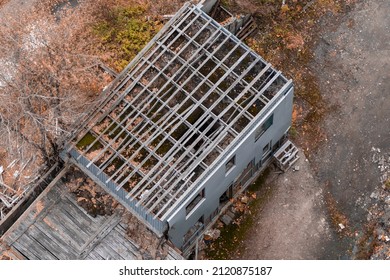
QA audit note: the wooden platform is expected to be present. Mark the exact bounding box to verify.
[0,168,182,260]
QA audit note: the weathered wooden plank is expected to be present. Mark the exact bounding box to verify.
[111,227,141,258]
[64,191,107,225]
[115,222,135,239]
[2,182,63,244]
[115,223,128,234]
[86,251,106,260]
[0,163,62,237]
[42,214,86,249]
[114,224,141,251]
[12,240,39,260]
[27,224,77,260]
[35,216,82,254]
[48,208,90,245]
[87,250,105,260]
[165,252,176,260]
[54,199,97,236]
[57,205,95,237]
[91,242,124,260]
[0,242,26,260]
[60,197,105,234]
[84,252,97,260]
[118,221,129,229]
[79,212,122,259]
[102,231,138,260]
[166,247,183,260]
[14,233,57,260]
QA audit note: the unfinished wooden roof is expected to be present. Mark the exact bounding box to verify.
[0,167,182,260]
[63,3,291,227]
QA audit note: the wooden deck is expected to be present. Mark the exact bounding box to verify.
[0,167,182,260]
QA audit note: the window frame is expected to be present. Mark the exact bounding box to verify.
[185,189,205,218]
[255,113,274,141]
[225,155,236,175]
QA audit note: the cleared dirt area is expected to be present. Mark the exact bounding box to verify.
[239,154,332,259]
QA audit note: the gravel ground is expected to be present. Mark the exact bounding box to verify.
[312,0,390,258]
[312,0,389,226]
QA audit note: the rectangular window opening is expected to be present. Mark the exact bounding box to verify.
[263,143,270,153]
[262,140,273,161]
[185,189,205,217]
[219,183,233,204]
[255,113,274,141]
[225,155,236,174]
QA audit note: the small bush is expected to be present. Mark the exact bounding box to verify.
[93,5,162,71]
[385,179,390,190]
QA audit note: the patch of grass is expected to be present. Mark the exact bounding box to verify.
[384,179,390,190]
[289,125,298,139]
[93,4,163,71]
[76,132,102,151]
[220,0,233,8]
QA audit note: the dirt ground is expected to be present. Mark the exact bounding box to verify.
[312,0,389,230]
[239,154,332,259]
[238,0,390,259]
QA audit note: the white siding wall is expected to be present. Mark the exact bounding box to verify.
[167,87,294,248]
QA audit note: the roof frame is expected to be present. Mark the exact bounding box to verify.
[65,4,290,221]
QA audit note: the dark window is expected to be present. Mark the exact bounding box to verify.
[219,184,233,204]
[263,143,270,153]
[225,155,236,174]
[186,189,205,216]
[183,216,204,246]
[255,114,274,141]
[262,141,273,161]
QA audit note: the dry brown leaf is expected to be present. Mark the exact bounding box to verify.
[77,197,87,202]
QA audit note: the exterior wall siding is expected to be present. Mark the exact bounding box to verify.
[167,87,294,248]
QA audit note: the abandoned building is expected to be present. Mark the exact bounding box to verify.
[61,1,294,250]
[0,0,294,259]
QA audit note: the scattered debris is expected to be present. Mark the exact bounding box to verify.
[325,191,351,236]
[6,160,17,170]
[64,168,118,217]
[366,148,390,259]
[204,229,221,243]
[241,196,249,204]
[370,191,379,200]
[221,214,233,226]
